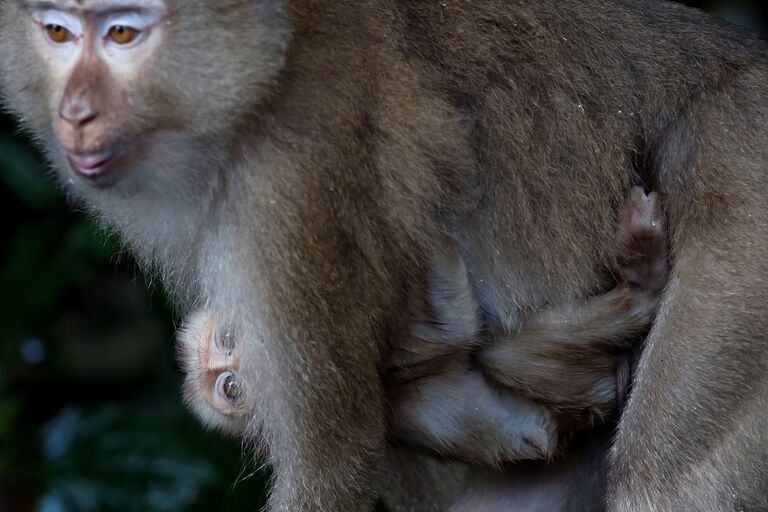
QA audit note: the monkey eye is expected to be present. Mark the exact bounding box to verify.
[107,25,140,45]
[100,10,165,47]
[33,9,82,44]
[216,372,245,404]
[215,326,238,354]
[45,24,73,44]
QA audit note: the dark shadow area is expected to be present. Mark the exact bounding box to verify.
[0,2,764,511]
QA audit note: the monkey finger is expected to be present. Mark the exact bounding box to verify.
[616,190,670,291]
[617,188,666,245]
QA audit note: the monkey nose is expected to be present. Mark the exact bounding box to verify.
[207,351,240,372]
[59,98,100,128]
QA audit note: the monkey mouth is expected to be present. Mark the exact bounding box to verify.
[66,150,119,188]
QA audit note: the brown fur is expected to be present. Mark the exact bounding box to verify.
[385,188,668,498]
[176,187,667,481]
[2,1,768,510]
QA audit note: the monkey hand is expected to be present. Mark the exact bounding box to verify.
[388,360,557,468]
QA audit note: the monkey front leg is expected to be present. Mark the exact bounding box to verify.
[221,227,403,512]
[245,295,389,511]
[389,355,558,467]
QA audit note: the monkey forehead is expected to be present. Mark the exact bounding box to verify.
[23,0,166,13]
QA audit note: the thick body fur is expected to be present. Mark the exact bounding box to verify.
[447,431,612,512]
[3,0,768,510]
[388,189,668,470]
[176,187,668,511]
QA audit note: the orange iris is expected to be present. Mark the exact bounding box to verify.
[45,24,70,43]
[108,25,138,45]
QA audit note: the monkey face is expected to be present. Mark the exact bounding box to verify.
[0,0,289,191]
[177,310,254,438]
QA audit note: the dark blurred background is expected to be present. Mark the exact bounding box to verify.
[1,3,766,512]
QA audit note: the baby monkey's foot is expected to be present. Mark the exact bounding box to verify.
[617,187,670,293]
[476,187,670,424]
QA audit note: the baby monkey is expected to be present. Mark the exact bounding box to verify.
[177,188,668,467]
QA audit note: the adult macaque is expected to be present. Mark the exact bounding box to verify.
[2,1,767,510]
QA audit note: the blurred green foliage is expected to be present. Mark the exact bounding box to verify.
[0,2,764,511]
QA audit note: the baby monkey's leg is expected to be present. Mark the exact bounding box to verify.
[388,188,668,466]
[387,245,557,467]
[388,360,558,467]
[180,188,667,469]
[477,188,669,421]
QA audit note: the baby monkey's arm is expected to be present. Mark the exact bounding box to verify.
[476,188,668,419]
[389,188,668,466]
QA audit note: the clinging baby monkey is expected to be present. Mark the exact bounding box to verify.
[179,188,668,469]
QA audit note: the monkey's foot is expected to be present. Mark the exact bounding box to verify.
[617,187,670,292]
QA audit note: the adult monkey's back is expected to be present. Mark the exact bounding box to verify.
[1,1,766,511]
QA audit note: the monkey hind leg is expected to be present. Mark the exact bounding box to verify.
[609,95,768,511]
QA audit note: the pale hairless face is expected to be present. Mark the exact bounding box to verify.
[21,0,168,186]
[177,311,255,438]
